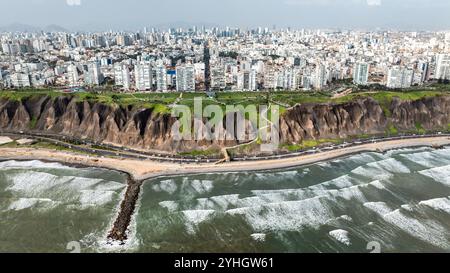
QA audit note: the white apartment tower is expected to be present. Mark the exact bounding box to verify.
[387,67,414,89]
[114,64,131,91]
[67,64,79,87]
[135,62,153,91]
[435,54,450,80]
[155,62,167,92]
[176,64,195,92]
[85,62,103,86]
[237,69,257,91]
[314,64,327,90]
[353,62,369,85]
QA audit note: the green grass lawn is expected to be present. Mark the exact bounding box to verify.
[1,88,449,115]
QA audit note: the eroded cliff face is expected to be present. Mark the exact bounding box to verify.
[280,96,450,143]
[0,95,449,153]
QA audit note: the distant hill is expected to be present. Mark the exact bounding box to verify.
[0,23,69,33]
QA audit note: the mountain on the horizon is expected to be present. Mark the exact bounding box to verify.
[0,23,69,33]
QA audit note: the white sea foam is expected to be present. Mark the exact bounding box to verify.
[329,229,351,246]
[159,200,179,212]
[5,170,124,209]
[195,194,240,210]
[152,179,178,194]
[78,190,116,208]
[399,151,448,168]
[366,180,386,190]
[225,197,335,232]
[382,209,450,249]
[7,198,56,211]
[419,197,450,214]
[419,165,450,186]
[330,185,366,202]
[364,202,395,216]
[347,153,377,164]
[250,233,266,242]
[7,171,72,195]
[209,175,371,233]
[182,210,215,234]
[0,160,72,170]
[317,162,331,168]
[188,180,214,195]
[250,174,356,204]
[351,158,410,180]
[401,204,414,212]
[384,147,431,157]
[339,215,353,222]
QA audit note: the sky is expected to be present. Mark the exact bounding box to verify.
[0,0,450,31]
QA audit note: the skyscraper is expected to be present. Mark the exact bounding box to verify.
[314,64,327,90]
[135,62,153,91]
[387,66,414,89]
[67,64,79,87]
[204,41,211,91]
[155,62,168,92]
[176,64,195,92]
[435,54,450,80]
[84,62,104,86]
[210,65,226,91]
[114,64,131,91]
[237,69,257,91]
[10,73,31,88]
[353,62,369,85]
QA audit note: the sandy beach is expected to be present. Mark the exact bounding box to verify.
[1,136,449,181]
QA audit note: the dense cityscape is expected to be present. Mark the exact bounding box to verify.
[1,27,450,93]
[2,0,450,265]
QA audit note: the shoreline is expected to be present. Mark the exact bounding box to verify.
[1,135,450,243]
[0,136,449,181]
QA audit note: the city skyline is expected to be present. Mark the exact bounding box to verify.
[1,0,450,31]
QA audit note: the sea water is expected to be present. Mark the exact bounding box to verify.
[0,160,127,253]
[135,147,450,253]
[1,147,450,253]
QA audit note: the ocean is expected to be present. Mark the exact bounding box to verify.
[1,146,450,253]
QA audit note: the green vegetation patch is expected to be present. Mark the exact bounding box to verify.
[179,148,220,157]
[386,124,399,136]
[415,122,426,135]
[282,138,342,152]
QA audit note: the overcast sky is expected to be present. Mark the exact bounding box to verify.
[0,0,450,31]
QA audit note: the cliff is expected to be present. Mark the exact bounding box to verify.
[280,95,450,143]
[0,94,449,154]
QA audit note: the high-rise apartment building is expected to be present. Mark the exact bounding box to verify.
[85,62,104,86]
[387,66,414,89]
[10,73,31,88]
[314,64,327,90]
[114,64,131,91]
[67,64,79,87]
[176,64,195,92]
[353,62,369,85]
[210,65,226,91]
[155,62,168,92]
[135,62,153,91]
[435,54,450,80]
